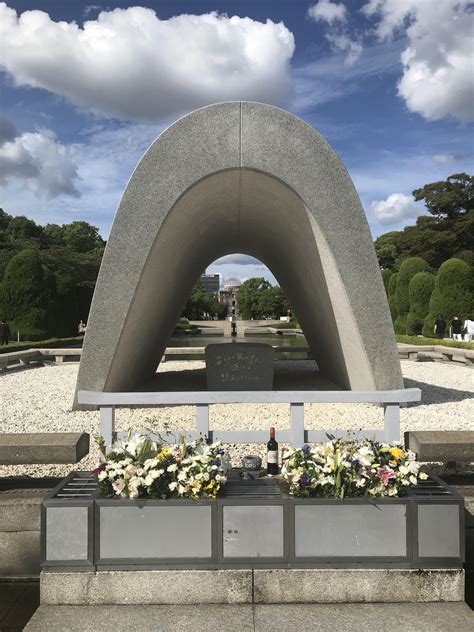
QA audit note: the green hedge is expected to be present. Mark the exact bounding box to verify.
[394,257,429,334]
[396,334,474,350]
[423,258,474,337]
[407,271,435,335]
[0,336,83,354]
[388,272,398,320]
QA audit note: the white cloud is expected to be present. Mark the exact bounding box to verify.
[0,4,295,122]
[0,126,80,198]
[325,33,362,67]
[431,154,456,165]
[363,0,474,122]
[308,1,347,25]
[370,192,420,225]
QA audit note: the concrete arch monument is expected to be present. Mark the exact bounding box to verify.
[75,102,402,404]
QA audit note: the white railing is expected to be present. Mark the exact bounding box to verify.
[77,388,421,450]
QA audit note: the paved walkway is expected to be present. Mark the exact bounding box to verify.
[24,603,474,631]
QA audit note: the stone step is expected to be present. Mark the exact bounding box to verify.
[40,568,464,605]
[0,432,90,464]
[405,431,474,462]
[25,602,474,631]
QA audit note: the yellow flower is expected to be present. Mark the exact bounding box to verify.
[389,447,404,461]
[155,446,171,461]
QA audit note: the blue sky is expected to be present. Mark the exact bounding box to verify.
[0,0,473,285]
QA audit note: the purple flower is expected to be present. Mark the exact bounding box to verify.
[91,463,106,476]
[302,444,311,453]
[211,459,219,466]
[216,448,225,456]
[300,473,310,486]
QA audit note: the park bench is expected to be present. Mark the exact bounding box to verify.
[405,431,474,464]
[0,433,90,465]
[0,349,43,371]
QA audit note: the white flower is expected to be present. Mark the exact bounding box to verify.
[169,481,178,491]
[144,475,154,487]
[112,479,125,495]
[167,463,178,473]
[98,470,107,481]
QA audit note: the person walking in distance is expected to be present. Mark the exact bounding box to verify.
[433,314,446,339]
[78,320,87,336]
[464,316,474,342]
[451,316,463,340]
[0,319,11,346]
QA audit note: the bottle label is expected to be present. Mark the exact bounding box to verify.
[267,450,278,464]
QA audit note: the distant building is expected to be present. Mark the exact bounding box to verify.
[200,273,220,294]
[219,277,242,319]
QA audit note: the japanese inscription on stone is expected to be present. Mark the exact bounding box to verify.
[205,343,274,391]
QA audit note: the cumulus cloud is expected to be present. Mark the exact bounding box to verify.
[363,0,474,122]
[0,3,295,122]
[0,125,80,198]
[308,1,347,25]
[370,192,420,225]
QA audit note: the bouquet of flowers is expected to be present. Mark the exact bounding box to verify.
[281,437,428,499]
[92,433,227,500]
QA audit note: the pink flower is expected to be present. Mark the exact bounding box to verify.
[377,466,395,486]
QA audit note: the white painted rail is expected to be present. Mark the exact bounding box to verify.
[77,388,421,450]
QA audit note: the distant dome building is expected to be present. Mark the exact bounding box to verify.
[224,277,242,291]
[219,278,241,318]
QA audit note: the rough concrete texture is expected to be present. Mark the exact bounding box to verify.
[25,603,474,632]
[253,568,465,603]
[0,432,89,464]
[0,487,47,531]
[40,570,253,605]
[75,101,402,405]
[0,531,40,575]
[406,431,474,462]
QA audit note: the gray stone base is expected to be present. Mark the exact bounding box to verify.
[253,568,465,603]
[25,603,474,631]
[40,568,464,605]
[40,570,252,605]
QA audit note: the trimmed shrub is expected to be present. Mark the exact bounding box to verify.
[0,249,56,340]
[423,258,474,337]
[395,334,474,350]
[394,257,429,334]
[381,269,394,294]
[0,336,83,354]
[388,272,398,321]
[407,272,435,335]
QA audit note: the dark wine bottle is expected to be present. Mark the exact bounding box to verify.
[267,426,279,475]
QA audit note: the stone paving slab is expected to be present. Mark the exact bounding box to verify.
[0,433,89,465]
[25,603,474,631]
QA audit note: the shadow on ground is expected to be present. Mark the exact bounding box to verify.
[404,378,473,406]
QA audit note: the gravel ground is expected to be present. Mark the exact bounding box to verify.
[0,360,472,477]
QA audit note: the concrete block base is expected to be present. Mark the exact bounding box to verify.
[41,570,253,605]
[254,568,465,603]
[40,568,464,605]
[25,603,474,631]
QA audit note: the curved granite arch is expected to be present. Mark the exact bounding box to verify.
[75,102,402,404]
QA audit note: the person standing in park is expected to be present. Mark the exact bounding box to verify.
[433,314,446,339]
[78,320,87,336]
[0,319,11,345]
[451,316,463,340]
[464,317,474,342]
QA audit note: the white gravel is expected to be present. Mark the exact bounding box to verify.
[0,360,473,477]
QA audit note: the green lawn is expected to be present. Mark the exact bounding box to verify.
[396,334,474,350]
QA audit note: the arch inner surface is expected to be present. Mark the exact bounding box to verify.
[104,168,372,392]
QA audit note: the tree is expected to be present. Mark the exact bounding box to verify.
[407,272,435,336]
[6,215,44,243]
[0,249,56,340]
[413,173,473,219]
[394,257,429,334]
[423,258,474,337]
[381,269,394,294]
[61,221,104,253]
[387,273,398,321]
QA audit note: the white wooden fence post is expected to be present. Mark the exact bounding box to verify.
[290,402,305,448]
[100,406,115,450]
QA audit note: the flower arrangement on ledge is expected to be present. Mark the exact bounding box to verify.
[93,433,227,500]
[281,437,428,499]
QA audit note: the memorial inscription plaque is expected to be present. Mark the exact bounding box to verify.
[205,343,274,391]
